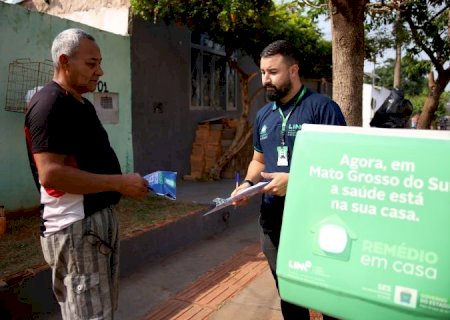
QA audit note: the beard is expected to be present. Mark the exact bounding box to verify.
[264,80,292,102]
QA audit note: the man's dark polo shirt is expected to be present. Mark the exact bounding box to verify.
[253,87,346,243]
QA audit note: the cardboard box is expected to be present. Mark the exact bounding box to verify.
[277,125,450,320]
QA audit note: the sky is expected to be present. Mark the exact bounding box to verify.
[316,15,393,73]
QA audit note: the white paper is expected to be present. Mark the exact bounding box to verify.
[203,181,268,216]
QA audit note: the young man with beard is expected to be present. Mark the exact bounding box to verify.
[232,40,346,319]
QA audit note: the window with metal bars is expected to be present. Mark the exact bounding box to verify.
[5,59,53,113]
[190,33,237,111]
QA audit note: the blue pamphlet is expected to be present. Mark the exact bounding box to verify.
[144,171,177,200]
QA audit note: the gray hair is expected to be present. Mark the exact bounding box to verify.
[51,28,95,67]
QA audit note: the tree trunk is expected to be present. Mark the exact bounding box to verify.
[393,10,402,89]
[393,44,401,88]
[328,0,368,126]
[417,71,449,129]
[208,68,261,180]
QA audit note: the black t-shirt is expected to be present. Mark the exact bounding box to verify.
[25,81,121,218]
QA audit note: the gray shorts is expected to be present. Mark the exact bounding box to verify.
[41,206,120,320]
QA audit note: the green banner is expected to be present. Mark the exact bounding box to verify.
[277,125,450,320]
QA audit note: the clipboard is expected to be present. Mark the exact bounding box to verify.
[203,181,268,216]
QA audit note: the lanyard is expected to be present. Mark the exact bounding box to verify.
[274,86,307,146]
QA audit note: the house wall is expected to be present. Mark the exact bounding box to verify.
[130,17,264,177]
[0,2,132,211]
[20,0,131,35]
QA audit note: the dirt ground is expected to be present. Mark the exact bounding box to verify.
[0,195,207,279]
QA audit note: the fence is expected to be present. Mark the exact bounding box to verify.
[5,59,53,113]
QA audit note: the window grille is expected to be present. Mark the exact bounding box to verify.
[93,92,119,124]
[5,59,53,113]
[190,33,237,111]
[100,96,113,109]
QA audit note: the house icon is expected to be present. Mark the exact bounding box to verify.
[311,214,357,261]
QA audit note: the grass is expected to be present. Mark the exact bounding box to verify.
[0,195,208,279]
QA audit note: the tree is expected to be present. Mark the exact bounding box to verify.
[402,1,449,129]
[294,0,449,129]
[364,5,405,90]
[292,0,369,125]
[374,56,438,118]
[373,55,430,97]
[130,0,332,178]
[292,0,368,125]
[366,1,449,128]
[365,29,394,85]
[328,0,368,126]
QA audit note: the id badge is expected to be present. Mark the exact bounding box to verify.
[277,146,289,166]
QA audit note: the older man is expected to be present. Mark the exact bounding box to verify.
[25,28,148,319]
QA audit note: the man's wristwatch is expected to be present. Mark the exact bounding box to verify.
[243,179,254,186]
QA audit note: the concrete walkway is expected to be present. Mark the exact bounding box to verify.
[117,179,285,319]
[141,242,282,320]
[35,179,325,320]
[129,180,324,320]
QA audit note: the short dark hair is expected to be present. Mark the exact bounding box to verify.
[260,40,300,66]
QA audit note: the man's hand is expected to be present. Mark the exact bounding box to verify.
[33,152,149,199]
[230,181,253,206]
[261,172,289,196]
[119,173,149,200]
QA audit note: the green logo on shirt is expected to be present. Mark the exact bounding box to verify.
[288,123,302,136]
[260,124,268,140]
